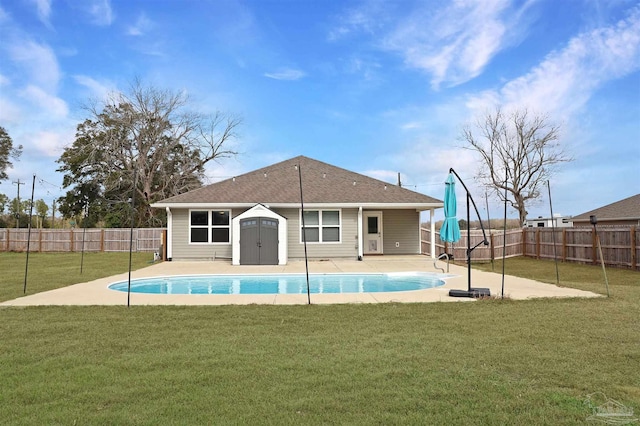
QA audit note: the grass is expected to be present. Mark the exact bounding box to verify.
[473,256,640,298]
[0,252,153,302]
[1,254,639,425]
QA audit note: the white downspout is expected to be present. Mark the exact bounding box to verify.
[358,206,363,259]
[166,207,173,260]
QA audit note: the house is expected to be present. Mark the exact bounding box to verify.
[572,193,640,227]
[524,215,573,228]
[151,156,443,264]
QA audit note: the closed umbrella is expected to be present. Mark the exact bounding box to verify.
[439,173,460,243]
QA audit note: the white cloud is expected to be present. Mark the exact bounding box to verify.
[74,75,114,100]
[0,6,9,23]
[30,129,72,157]
[264,68,306,81]
[383,0,520,89]
[7,40,60,91]
[331,0,535,89]
[20,85,69,118]
[83,0,114,26]
[31,0,52,28]
[327,0,389,41]
[0,97,22,124]
[127,12,153,36]
[468,5,640,118]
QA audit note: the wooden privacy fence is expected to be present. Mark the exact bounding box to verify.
[522,226,638,269]
[422,226,639,270]
[421,228,522,262]
[0,228,165,253]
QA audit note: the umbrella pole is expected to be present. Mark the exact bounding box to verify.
[467,192,472,292]
[547,180,560,285]
[446,168,490,298]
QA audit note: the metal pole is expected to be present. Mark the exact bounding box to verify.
[547,180,560,285]
[127,170,137,307]
[80,203,88,274]
[467,192,471,292]
[23,174,36,294]
[297,164,311,305]
[591,218,610,297]
[448,168,490,295]
[485,192,493,272]
[501,173,508,299]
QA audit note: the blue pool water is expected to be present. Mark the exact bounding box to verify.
[108,273,447,295]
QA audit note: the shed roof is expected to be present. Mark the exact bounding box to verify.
[152,155,442,209]
[572,193,640,222]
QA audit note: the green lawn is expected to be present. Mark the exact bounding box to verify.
[0,252,153,302]
[1,254,639,425]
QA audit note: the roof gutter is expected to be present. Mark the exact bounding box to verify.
[151,202,444,210]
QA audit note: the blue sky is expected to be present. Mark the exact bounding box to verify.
[1,0,639,222]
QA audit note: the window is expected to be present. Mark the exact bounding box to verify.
[190,210,230,243]
[300,209,341,243]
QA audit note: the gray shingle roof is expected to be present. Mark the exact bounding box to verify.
[153,155,442,207]
[572,193,640,221]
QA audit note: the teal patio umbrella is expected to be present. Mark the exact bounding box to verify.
[439,172,461,243]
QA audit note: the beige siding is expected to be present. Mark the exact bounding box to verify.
[170,207,418,260]
[381,209,420,255]
[279,208,359,259]
[170,208,240,260]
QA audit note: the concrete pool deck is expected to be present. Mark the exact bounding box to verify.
[1,256,601,306]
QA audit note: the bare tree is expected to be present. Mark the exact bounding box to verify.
[57,79,241,227]
[461,107,572,224]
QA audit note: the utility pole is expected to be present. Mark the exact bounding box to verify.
[51,198,56,229]
[13,179,24,229]
[397,172,402,188]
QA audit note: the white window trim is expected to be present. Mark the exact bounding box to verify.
[299,209,342,244]
[189,209,231,245]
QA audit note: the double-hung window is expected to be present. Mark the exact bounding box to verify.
[301,210,341,243]
[190,210,230,243]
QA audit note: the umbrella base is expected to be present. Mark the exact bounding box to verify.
[449,288,491,298]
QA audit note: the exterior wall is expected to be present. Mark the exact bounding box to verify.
[170,207,420,260]
[380,209,420,255]
[277,208,359,259]
[170,208,242,260]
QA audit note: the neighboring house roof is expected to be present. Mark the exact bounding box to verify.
[572,193,640,222]
[152,155,443,209]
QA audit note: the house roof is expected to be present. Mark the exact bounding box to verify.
[572,193,640,222]
[152,155,443,210]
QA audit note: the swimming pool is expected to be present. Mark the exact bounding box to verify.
[108,272,448,295]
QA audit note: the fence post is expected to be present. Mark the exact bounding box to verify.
[631,226,637,270]
[5,229,9,251]
[562,228,567,261]
[39,229,42,252]
[100,229,105,252]
[522,229,527,257]
[70,229,74,252]
[536,229,541,259]
[490,233,495,261]
[592,228,597,265]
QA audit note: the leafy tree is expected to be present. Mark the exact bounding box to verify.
[0,126,22,181]
[35,199,49,228]
[461,107,572,224]
[8,197,29,227]
[56,79,241,227]
[0,193,7,214]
